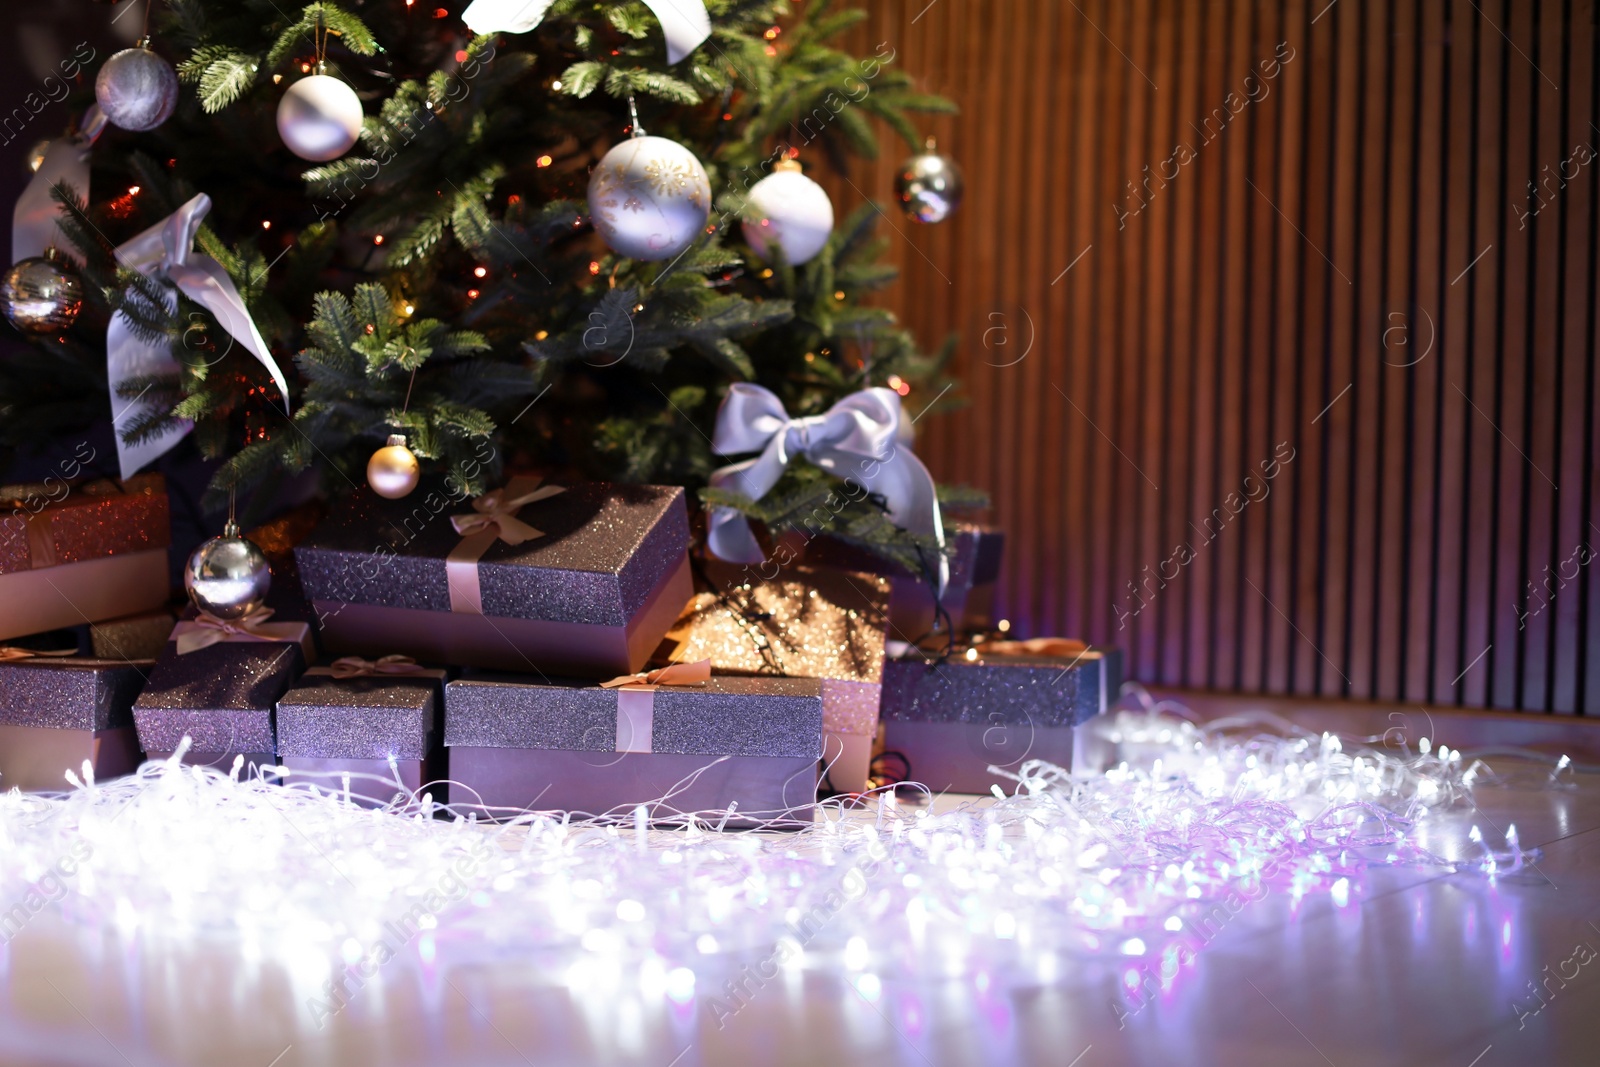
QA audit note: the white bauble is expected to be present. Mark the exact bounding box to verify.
[277,74,364,162]
[587,135,711,261]
[741,162,835,265]
[95,45,179,132]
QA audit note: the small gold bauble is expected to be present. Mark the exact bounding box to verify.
[367,433,420,499]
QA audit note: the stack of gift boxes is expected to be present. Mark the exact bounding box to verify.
[0,473,1116,813]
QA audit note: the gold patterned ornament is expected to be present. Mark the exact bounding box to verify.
[587,134,710,261]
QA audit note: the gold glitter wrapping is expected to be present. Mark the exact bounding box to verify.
[90,610,178,662]
[668,565,890,737]
[0,474,170,575]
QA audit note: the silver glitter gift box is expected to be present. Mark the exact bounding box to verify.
[0,658,146,791]
[294,481,692,676]
[131,638,308,771]
[880,645,1122,795]
[276,670,446,807]
[444,674,823,825]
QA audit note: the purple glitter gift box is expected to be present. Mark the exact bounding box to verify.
[0,658,147,791]
[132,638,308,770]
[276,669,446,806]
[880,645,1122,795]
[294,481,693,677]
[444,674,823,824]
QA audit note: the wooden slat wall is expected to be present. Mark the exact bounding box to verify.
[827,0,1599,713]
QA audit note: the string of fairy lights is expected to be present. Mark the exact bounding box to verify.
[0,686,1553,1011]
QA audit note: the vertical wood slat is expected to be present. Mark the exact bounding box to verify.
[826,0,1597,714]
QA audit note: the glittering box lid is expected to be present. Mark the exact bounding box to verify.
[0,660,146,731]
[293,482,689,626]
[669,564,890,685]
[277,676,441,760]
[881,647,1122,729]
[444,674,823,758]
[131,641,304,754]
[0,474,171,575]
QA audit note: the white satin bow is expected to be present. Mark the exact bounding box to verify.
[12,107,106,265]
[108,193,291,480]
[461,0,710,64]
[706,383,946,589]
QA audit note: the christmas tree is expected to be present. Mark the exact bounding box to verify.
[1,0,972,572]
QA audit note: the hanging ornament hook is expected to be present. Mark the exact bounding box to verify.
[628,95,646,139]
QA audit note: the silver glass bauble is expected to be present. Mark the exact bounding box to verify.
[95,41,179,132]
[741,159,835,266]
[894,141,964,224]
[587,134,711,261]
[184,522,272,620]
[1,249,83,335]
[277,72,364,162]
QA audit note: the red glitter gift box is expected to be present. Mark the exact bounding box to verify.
[0,474,172,641]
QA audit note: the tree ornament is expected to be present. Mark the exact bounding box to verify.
[277,68,364,162]
[367,434,421,499]
[894,139,965,224]
[741,159,834,266]
[95,39,179,132]
[588,117,711,261]
[1,248,83,335]
[184,520,272,620]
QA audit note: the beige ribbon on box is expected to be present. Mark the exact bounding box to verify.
[445,477,566,615]
[0,646,76,663]
[0,647,156,667]
[171,608,313,656]
[973,637,1090,658]
[597,658,712,755]
[301,656,447,684]
[16,512,58,569]
[315,655,432,680]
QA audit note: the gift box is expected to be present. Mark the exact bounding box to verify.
[0,474,171,641]
[665,564,889,794]
[276,658,446,807]
[131,618,313,769]
[0,652,147,791]
[805,523,1005,640]
[294,479,692,676]
[444,669,823,824]
[880,641,1122,795]
[90,609,178,662]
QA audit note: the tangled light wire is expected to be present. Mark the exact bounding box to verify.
[0,684,1557,991]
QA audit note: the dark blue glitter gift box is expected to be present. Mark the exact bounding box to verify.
[294,481,693,676]
[805,522,1005,641]
[0,657,147,791]
[277,669,446,806]
[443,674,823,824]
[881,646,1121,794]
[132,639,308,770]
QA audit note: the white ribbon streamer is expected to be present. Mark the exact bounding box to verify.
[12,107,107,265]
[706,383,946,590]
[462,0,710,64]
[108,193,291,480]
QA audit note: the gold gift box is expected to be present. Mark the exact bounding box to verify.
[0,474,171,641]
[665,563,889,793]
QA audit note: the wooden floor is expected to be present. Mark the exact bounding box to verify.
[1,754,1597,1066]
